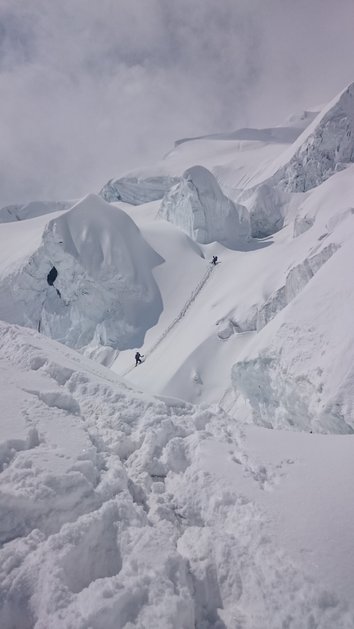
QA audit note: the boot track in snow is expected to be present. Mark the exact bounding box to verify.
[122,262,215,376]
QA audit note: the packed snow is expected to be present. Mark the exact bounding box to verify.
[2,84,354,628]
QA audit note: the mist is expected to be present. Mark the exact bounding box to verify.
[0,0,353,206]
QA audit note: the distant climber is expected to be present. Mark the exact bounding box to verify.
[212,255,218,265]
[135,351,144,366]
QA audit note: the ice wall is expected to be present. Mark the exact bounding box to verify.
[0,194,163,351]
[100,176,179,205]
[159,165,250,247]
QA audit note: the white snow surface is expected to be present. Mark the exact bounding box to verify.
[110,163,354,437]
[1,321,354,628]
[159,165,250,246]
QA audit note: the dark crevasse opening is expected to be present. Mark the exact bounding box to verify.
[47,266,58,286]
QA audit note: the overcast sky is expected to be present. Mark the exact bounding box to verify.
[1,0,354,206]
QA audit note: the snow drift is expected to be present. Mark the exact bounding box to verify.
[0,194,163,351]
[159,165,250,246]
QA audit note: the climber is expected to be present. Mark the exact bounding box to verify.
[212,255,218,265]
[135,351,144,366]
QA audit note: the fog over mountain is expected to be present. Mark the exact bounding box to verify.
[1,0,354,206]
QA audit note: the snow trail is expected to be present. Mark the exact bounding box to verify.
[1,321,352,628]
[121,262,215,376]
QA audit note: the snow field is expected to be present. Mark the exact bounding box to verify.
[1,321,353,628]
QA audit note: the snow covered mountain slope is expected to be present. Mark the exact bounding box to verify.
[104,134,290,201]
[230,166,354,433]
[0,194,163,353]
[3,80,354,629]
[105,86,353,239]
[2,84,353,435]
[1,321,354,628]
[159,165,250,246]
[112,163,354,435]
[103,105,319,201]
[259,82,354,192]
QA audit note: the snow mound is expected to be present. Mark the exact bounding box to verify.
[0,193,163,350]
[100,175,179,205]
[159,165,251,246]
[0,200,72,223]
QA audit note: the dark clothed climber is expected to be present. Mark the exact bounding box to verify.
[135,351,143,366]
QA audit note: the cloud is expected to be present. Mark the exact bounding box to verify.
[0,0,353,206]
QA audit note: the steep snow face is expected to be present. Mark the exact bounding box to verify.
[0,194,163,350]
[230,167,354,433]
[159,165,250,246]
[0,200,72,223]
[231,85,354,237]
[100,176,179,205]
[270,82,354,192]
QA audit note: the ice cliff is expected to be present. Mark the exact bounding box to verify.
[100,175,179,205]
[0,194,163,351]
